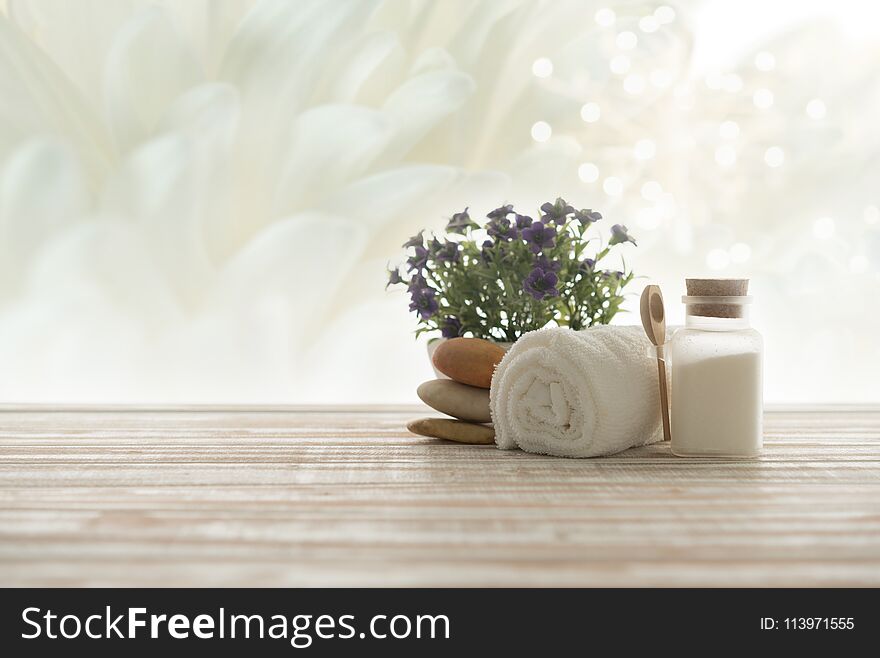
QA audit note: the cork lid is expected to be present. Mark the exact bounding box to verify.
[684,278,750,318]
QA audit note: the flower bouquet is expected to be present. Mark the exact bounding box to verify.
[387,198,637,343]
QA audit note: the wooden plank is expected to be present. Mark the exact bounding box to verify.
[0,408,878,587]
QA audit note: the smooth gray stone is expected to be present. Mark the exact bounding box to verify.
[417,379,492,423]
[406,417,495,445]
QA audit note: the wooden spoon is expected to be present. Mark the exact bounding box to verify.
[640,285,671,442]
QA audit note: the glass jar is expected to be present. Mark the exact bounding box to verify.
[670,295,763,457]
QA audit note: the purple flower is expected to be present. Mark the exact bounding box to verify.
[540,197,575,225]
[402,230,424,248]
[602,269,624,279]
[535,255,561,273]
[521,220,555,253]
[573,209,602,226]
[487,216,518,241]
[609,224,637,246]
[440,316,462,338]
[435,240,460,263]
[407,274,427,292]
[523,267,559,300]
[514,214,533,230]
[446,207,477,234]
[406,245,429,271]
[409,286,439,319]
[386,267,404,289]
[487,204,514,219]
[579,258,596,273]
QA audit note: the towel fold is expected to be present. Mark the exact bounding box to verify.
[489,325,663,458]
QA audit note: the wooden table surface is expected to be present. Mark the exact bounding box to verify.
[1,407,878,587]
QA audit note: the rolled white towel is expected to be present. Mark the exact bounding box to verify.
[490,325,663,458]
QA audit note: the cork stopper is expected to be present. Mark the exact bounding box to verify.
[685,278,749,318]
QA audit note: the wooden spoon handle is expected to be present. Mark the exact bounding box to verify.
[656,357,671,442]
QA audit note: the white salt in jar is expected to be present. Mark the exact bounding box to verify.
[670,279,763,457]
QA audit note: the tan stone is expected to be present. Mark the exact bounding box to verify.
[417,379,491,423]
[431,337,505,389]
[406,417,495,445]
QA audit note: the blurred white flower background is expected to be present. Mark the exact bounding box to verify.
[0,0,878,404]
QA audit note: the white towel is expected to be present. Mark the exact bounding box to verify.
[489,325,663,458]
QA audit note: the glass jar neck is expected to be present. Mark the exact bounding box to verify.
[681,295,752,332]
[684,314,751,331]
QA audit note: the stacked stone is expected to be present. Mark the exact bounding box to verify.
[407,338,505,445]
